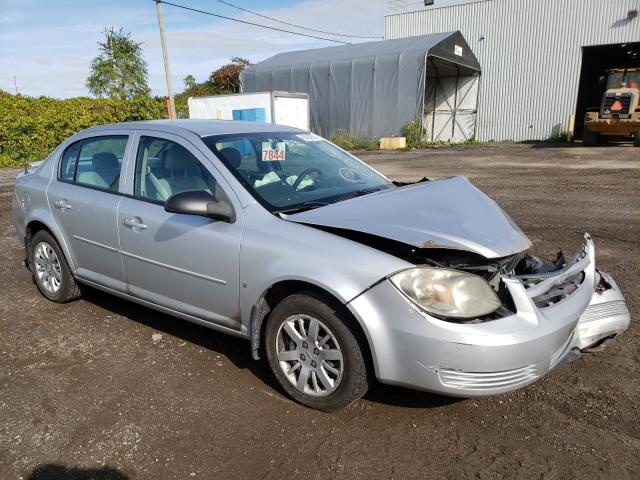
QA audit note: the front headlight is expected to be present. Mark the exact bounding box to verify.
[389,267,501,319]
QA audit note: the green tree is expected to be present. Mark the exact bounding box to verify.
[87,27,151,100]
[183,74,197,90]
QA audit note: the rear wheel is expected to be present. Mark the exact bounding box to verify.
[582,128,601,147]
[634,131,640,147]
[29,230,82,303]
[265,292,372,411]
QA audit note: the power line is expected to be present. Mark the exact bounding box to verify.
[154,0,352,44]
[210,0,383,39]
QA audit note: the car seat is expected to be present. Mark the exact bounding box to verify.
[156,145,210,197]
[77,152,120,190]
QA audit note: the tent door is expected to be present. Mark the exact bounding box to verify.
[424,58,479,142]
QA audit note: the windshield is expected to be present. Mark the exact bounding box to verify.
[607,70,640,89]
[203,132,393,213]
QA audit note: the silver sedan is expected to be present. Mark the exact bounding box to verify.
[12,120,630,411]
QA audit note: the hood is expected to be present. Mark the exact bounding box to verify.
[285,176,532,259]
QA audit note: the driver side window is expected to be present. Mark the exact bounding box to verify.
[134,137,216,202]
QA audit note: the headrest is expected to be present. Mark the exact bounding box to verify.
[92,152,119,170]
[163,145,198,170]
[218,148,241,169]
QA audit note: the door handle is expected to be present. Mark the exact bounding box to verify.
[122,217,148,230]
[53,199,71,210]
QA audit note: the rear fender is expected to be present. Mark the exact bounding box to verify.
[25,210,77,274]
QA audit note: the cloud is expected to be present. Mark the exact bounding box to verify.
[0,0,388,98]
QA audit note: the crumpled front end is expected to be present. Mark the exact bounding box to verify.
[346,234,630,397]
[514,235,630,362]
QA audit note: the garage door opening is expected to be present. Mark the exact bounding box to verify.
[574,42,640,138]
[425,57,480,142]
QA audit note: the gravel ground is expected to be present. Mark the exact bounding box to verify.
[0,143,639,480]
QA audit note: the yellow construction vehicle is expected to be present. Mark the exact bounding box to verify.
[583,68,640,147]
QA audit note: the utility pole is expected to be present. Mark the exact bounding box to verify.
[155,0,177,119]
[13,75,18,95]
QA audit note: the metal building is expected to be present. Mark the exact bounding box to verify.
[385,0,640,141]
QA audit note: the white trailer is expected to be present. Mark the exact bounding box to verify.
[188,91,310,131]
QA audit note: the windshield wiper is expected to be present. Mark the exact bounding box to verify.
[276,187,387,215]
[276,201,330,215]
[333,186,387,203]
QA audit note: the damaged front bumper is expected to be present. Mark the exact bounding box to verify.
[346,234,630,397]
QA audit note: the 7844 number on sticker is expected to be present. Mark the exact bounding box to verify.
[262,148,285,161]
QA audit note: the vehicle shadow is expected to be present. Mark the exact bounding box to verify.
[81,286,279,392]
[26,463,128,480]
[82,286,461,410]
[524,140,632,148]
[364,382,461,409]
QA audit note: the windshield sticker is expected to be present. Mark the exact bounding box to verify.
[343,157,374,177]
[338,168,365,184]
[261,142,286,161]
[297,133,323,142]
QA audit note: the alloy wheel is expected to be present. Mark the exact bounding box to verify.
[34,241,62,294]
[275,314,344,397]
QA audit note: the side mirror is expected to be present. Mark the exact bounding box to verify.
[598,75,606,86]
[164,190,235,223]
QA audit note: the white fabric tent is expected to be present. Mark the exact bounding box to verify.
[241,31,481,140]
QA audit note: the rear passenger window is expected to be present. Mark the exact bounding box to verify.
[134,136,216,202]
[59,141,81,181]
[75,136,128,192]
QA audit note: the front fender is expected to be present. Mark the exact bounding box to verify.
[239,203,411,337]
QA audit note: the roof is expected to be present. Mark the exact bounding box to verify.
[82,119,304,137]
[244,31,480,74]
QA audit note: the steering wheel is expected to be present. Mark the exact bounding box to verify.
[292,168,322,191]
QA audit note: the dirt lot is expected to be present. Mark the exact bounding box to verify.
[1,143,639,480]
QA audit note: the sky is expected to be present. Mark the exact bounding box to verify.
[0,0,393,98]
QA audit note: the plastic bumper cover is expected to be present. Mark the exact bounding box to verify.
[346,234,630,397]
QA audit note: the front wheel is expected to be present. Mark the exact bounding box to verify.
[265,293,372,411]
[634,131,640,147]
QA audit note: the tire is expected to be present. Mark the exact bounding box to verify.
[264,292,372,411]
[582,128,600,147]
[634,131,640,147]
[29,230,82,303]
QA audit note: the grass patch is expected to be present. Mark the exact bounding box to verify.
[329,130,379,151]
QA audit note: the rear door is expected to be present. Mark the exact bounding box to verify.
[117,131,243,330]
[47,133,131,291]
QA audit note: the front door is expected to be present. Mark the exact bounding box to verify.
[117,133,243,330]
[47,134,130,291]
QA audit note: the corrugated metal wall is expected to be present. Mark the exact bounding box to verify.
[385,0,640,141]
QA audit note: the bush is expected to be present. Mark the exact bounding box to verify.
[402,116,424,148]
[329,129,379,151]
[544,125,567,143]
[0,91,167,167]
